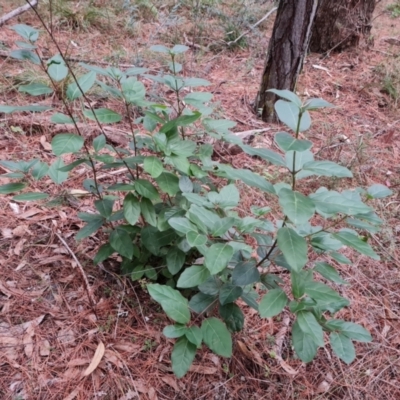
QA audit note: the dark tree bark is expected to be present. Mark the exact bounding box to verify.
[310,0,376,53]
[255,0,318,122]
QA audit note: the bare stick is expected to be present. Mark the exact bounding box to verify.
[0,0,38,27]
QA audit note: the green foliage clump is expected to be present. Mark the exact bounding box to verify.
[0,24,394,379]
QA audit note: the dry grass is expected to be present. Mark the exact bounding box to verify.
[0,0,400,399]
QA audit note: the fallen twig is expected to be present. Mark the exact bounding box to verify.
[0,0,38,27]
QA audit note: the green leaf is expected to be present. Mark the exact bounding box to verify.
[163,324,187,338]
[240,145,286,167]
[303,98,334,110]
[179,176,193,193]
[50,113,76,124]
[168,217,197,235]
[93,243,114,264]
[155,172,180,196]
[94,198,114,218]
[314,262,347,284]
[219,303,244,332]
[48,158,68,184]
[240,291,259,310]
[330,251,352,265]
[76,218,104,240]
[184,92,213,104]
[51,134,84,156]
[212,217,235,237]
[285,150,314,173]
[275,100,310,132]
[147,283,191,324]
[143,156,163,178]
[201,317,232,357]
[135,179,160,200]
[333,231,380,260]
[150,44,170,53]
[171,337,197,378]
[184,78,211,87]
[10,49,40,64]
[140,198,157,226]
[186,231,207,247]
[367,183,393,199]
[296,311,324,347]
[93,134,106,152]
[47,54,68,81]
[232,261,260,286]
[302,161,353,178]
[187,205,218,233]
[275,132,312,152]
[185,326,202,347]
[189,293,217,313]
[221,167,275,194]
[66,71,96,100]
[218,184,240,208]
[277,228,307,272]
[19,83,53,96]
[292,320,318,363]
[268,89,302,107]
[259,289,288,318]
[83,108,122,124]
[110,228,134,259]
[346,218,379,234]
[0,183,27,194]
[169,155,190,174]
[169,140,196,157]
[11,24,39,41]
[0,105,51,113]
[166,247,185,274]
[177,265,210,288]
[219,283,243,306]
[123,193,141,225]
[278,188,315,224]
[141,227,177,255]
[304,281,349,312]
[12,192,48,201]
[205,243,234,274]
[330,332,355,364]
[325,320,372,342]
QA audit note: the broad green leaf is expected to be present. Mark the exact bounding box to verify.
[221,167,275,194]
[259,289,288,318]
[0,105,51,113]
[189,293,217,313]
[150,44,170,53]
[52,134,84,156]
[166,247,185,274]
[125,67,149,76]
[241,290,259,310]
[0,183,27,194]
[163,324,187,338]
[94,198,114,218]
[231,261,260,286]
[47,54,68,81]
[12,192,48,201]
[184,92,213,104]
[76,217,104,240]
[66,71,96,101]
[11,24,39,41]
[177,265,210,288]
[144,265,158,280]
[93,134,106,152]
[185,326,202,347]
[140,198,157,226]
[212,217,235,237]
[275,132,312,152]
[205,243,234,274]
[168,217,197,235]
[240,145,286,167]
[10,49,40,64]
[169,140,196,157]
[184,78,211,87]
[310,191,372,216]
[179,176,193,193]
[346,218,380,234]
[123,193,141,225]
[201,317,232,357]
[48,158,68,184]
[314,262,347,284]
[330,251,352,265]
[278,188,315,224]
[50,113,76,124]
[325,320,372,342]
[148,283,191,324]
[219,283,243,306]
[143,156,163,178]
[93,243,114,264]
[296,311,324,347]
[303,98,334,110]
[277,227,307,272]
[333,231,380,260]
[83,108,121,124]
[171,44,189,54]
[330,332,355,364]
[219,303,244,332]
[160,112,201,133]
[367,183,393,199]
[141,227,177,255]
[302,161,352,178]
[218,184,240,208]
[292,320,318,363]
[304,281,349,312]
[135,179,160,200]
[171,337,197,378]
[19,83,53,96]
[155,172,180,196]
[275,100,311,132]
[268,89,302,107]
[187,205,218,233]
[110,228,134,259]
[186,231,207,247]
[169,155,190,174]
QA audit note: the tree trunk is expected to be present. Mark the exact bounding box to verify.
[255,0,318,122]
[310,0,376,53]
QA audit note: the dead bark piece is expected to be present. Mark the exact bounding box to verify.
[0,0,39,27]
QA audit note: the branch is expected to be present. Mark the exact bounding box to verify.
[0,0,38,27]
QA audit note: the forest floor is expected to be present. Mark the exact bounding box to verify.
[0,0,399,399]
